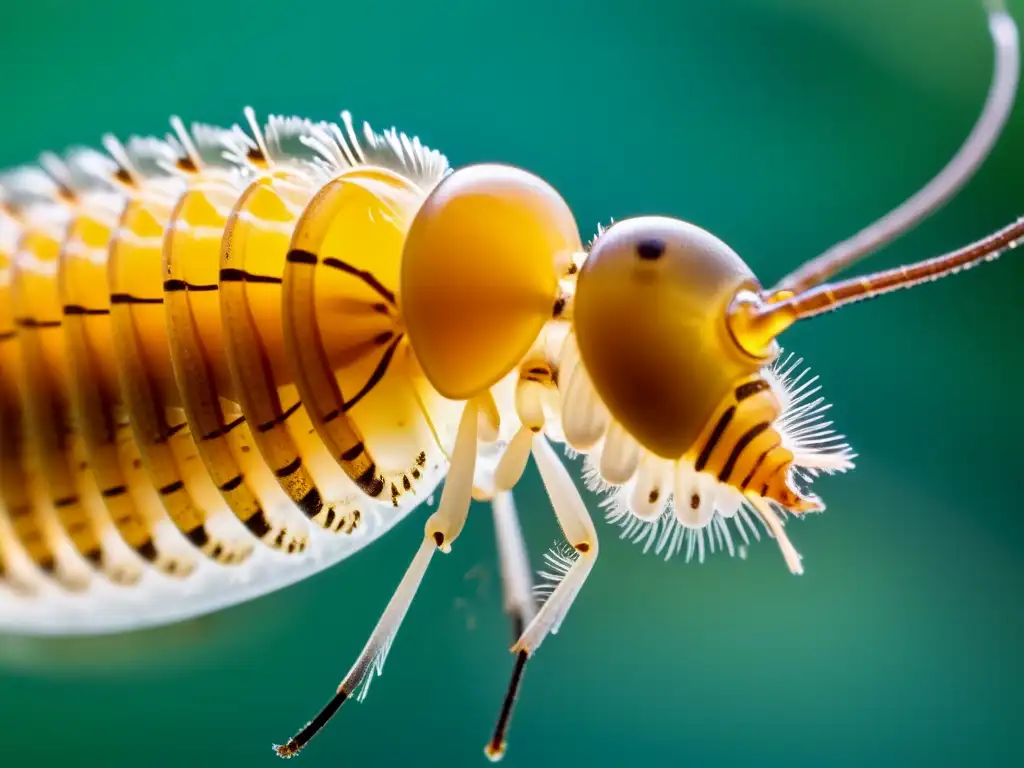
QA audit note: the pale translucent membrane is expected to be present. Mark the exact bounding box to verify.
[599,420,640,486]
[561,362,609,450]
[0,498,419,637]
[628,459,670,521]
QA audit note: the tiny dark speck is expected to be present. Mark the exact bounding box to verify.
[637,239,665,261]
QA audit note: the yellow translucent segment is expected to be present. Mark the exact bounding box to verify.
[400,164,581,400]
[164,176,308,554]
[10,226,141,586]
[59,204,195,578]
[108,189,253,566]
[574,217,764,459]
[220,174,367,534]
[0,221,70,589]
[283,167,448,509]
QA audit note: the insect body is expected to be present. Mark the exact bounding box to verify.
[0,6,1020,762]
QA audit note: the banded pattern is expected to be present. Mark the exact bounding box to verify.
[0,111,454,634]
[688,375,815,511]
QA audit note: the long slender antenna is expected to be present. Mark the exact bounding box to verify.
[730,217,1024,356]
[773,5,1019,295]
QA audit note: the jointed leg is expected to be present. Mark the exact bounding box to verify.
[485,490,536,761]
[274,399,482,759]
[479,435,599,761]
[514,434,598,655]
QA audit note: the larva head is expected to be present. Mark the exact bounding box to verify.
[400,164,581,400]
[574,216,774,459]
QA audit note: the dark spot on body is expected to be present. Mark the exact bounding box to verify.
[690,494,700,510]
[636,239,665,261]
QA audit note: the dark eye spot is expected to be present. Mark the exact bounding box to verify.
[636,239,665,261]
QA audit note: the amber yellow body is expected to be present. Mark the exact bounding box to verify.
[0,9,1018,754]
[573,216,773,459]
[401,163,581,400]
[220,172,364,534]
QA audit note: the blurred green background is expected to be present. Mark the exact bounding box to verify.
[1,0,1022,765]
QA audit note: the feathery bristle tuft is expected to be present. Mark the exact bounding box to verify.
[767,351,857,474]
[298,110,450,190]
[532,541,579,604]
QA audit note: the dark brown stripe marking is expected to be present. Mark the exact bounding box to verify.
[83,548,103,566]
[695,406,735,471]
[219,475,243,493]
[256,400,301,433]
[185,526,209,548]
[741,441,782,490]
[110,293,163,305]
[340,442,365,462]
[275,457,302,478]
[164,279,218,292]
[323,334,404,421]
[322,256,397,306]
[63,305,111,316]
[286,248,318,265]
[244,510,272,538]
[165,422,188,439]
[101,485,128,498]
[159,480,185,496]
[719,422,772,484]
[201,415,246,441]
[0,330,14,341]
[53,495,79,508]
[136,539,158,562]
[15,317,61,329]
[354,464,385,497]
[759,463,787,497]
[297,487,323,519]
[219,267,283,284]
[735,379,771,401]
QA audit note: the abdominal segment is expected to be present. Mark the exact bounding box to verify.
[0,116,454,634]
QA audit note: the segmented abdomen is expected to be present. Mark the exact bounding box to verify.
[0,113,454,634]
[689,376,795,502]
